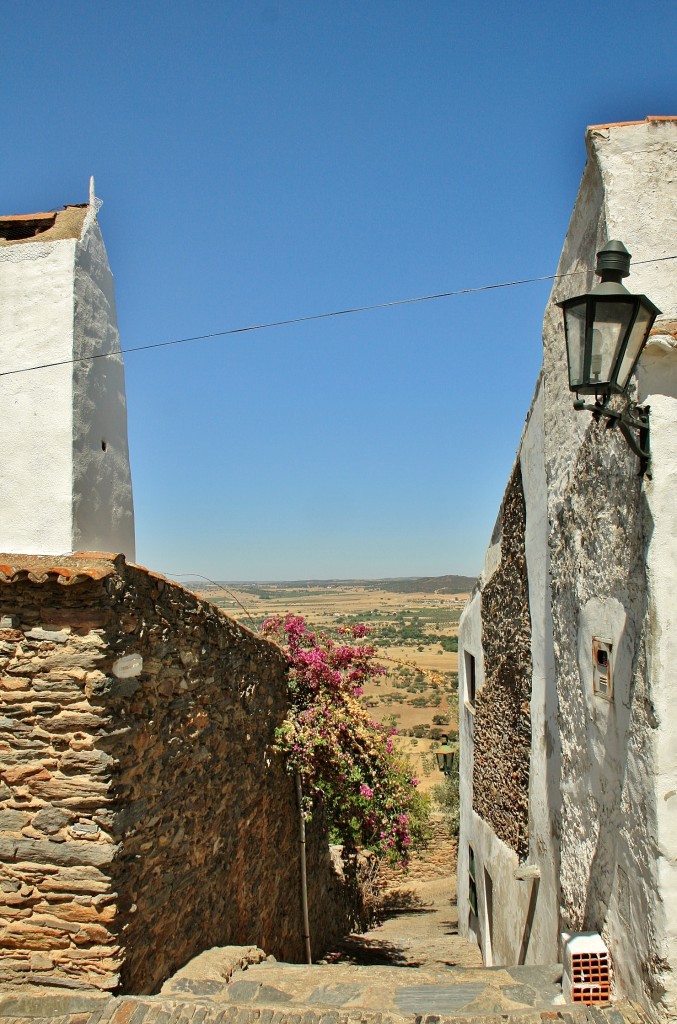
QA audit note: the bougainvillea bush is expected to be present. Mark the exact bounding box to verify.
[260,613,429,865]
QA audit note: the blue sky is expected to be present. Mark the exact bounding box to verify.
[2,2,674,580]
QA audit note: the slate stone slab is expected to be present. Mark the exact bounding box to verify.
[502,984,539,1007]
[394,983,487,1014]
[306,986,362,1008]
[0,995,112,1018]
[226,983,292,1006]
[506,965,563,987]
[162,980,224,997]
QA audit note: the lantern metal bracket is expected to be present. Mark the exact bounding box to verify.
[573,396,651,476]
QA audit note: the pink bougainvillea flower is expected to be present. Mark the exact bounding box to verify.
[261,612,427,864]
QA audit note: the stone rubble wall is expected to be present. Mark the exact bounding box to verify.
[473,464,532,861]
[379,814,457,885]
[0,554,355,994]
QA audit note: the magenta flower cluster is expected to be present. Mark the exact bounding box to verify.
[261,613,426,865]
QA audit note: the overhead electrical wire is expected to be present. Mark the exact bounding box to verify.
[166,572,256,627]
[0,253,674,380]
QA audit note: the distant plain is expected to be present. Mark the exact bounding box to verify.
[191,577,471,793]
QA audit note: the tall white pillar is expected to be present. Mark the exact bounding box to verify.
[0,179,135,559]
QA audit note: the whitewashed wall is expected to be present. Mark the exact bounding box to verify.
[458,382,560,967]
[0,241,76,553]
[519,382,560,963]
[0,199,135,559]
[458,117,677,1018]
[458,587,481,950]
[544,119,677,1016]
[601,124,677,1015]
[72,212,135,557]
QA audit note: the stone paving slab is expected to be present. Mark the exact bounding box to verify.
[0,990,651,1024]
[0,1000,651,1024]
[210,962,567,1017]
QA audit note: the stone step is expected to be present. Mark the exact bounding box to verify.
[0,990,651,1024]
[202,961,567,1018]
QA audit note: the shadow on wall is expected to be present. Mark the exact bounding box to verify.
[551,422,661,1002]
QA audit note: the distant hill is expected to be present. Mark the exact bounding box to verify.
[373,575,476,594]
[199,574,477,595]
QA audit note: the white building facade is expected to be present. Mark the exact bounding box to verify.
[458,117,677,1018]
[0,180,135,559]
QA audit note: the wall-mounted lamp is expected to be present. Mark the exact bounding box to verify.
[435,735,456,776]
[557,240,661,475]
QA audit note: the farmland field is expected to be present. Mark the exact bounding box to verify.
[190,577,471,793]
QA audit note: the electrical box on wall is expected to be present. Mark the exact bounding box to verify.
[592,638,613,701]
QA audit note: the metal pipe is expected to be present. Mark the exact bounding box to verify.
[294,771,312,965]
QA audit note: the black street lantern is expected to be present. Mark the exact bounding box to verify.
[557,240,661,474]
[435,741,455,776]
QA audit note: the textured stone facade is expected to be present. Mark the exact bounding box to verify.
[0,554,355,993]
[473,465,532,861]
[459,117,677,1016]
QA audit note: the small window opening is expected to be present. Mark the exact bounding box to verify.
[592,637,613,701]
[101,440,108,452]
[464,650,477,708]
[484,867,494,965]
[468,845,478,917]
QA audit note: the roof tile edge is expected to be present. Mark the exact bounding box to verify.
[588,115,677,131]
[0,552,121,586]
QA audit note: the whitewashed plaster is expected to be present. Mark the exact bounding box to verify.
[72,215,135,557]
[543,119,677,1016]
[519,381,560,964]
[458,117,676,1017]
[458,588,483,950]
[599,124,677,1013]
[459,382,561,967]
[0,189,135,559]
[465,810,540,966]
[0,242,76,553]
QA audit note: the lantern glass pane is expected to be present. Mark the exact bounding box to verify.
[616,301,653,390]
[589,300,634,387]
[564,300,587,389]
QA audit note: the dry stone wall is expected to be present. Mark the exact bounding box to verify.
[0,554,355,994]
[473,464,532,861]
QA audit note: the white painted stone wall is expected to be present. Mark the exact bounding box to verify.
[459,117,677,1018]
[598,124,677,1016]
[71,209,135,556]
[545,118,677,1016]
[0,188,135,558]
[519,382,560,964]
[459,382,560,967]
[458,587,482,950]
[0,241,76,553]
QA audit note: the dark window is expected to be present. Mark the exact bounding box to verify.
[468,845,478,917]
[465,650,477,707]
[0,214,56,241]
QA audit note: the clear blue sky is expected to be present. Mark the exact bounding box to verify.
[2,2,674,580]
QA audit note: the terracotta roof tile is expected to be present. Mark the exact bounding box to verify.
[0,204,89,247]
[0,553,212,604]
[588,115,677,131]
[0,553,120,586]
[0,212,58,222]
